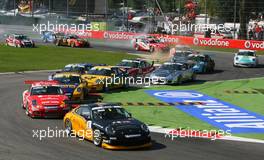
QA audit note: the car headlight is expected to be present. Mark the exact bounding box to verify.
[76,87,82,92]
[32,100,40,109]
[60,102,66,108]
[95,79,103,84]
[252,58,256,61]
[105,126,116,135]
[141,124,149,132]
[32,100,37,106]
[235,57,239,60]
[166,75,173,80]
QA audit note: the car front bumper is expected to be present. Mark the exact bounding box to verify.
[234,62,257,67]
[30,107,70,118]
[101,136,151,150]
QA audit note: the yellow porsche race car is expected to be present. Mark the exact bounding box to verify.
[51,72,88,100]
[81,66,128,92]
[63,103,152,150]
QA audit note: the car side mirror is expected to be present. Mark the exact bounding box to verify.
[128,113,132,118]
[151,61,154,66]
[81,113,91,120]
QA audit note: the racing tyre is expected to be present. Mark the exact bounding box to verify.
[25,103,31,117]
[93,129,102,147]
[191,74,196,81]
[177,76,183,85]
[103,84,109,92]
[64,119,72,135]
[55,40,60,46]
[150,46,155,53]
[135,44,140,51]
[71,42,75,48]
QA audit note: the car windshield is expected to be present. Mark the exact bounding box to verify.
[63,66,84,73]
[92,107,130,120]
[238,51,255,56]
[15,35,28,40]
[118,61,139,68]
[68,35,79,39]
[53,76,80,84]
[160,64,181,70]
[189,56,205,62]
[88,68,113,76]
[149,39,159,43]
[172,56,188,62]
[174,52,192,57]
[31,86,63,95]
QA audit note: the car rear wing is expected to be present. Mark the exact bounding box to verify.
[24,80,59,85]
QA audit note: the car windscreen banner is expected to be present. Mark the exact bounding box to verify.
[146,90,264,133]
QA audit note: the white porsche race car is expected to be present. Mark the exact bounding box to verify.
[233,50,258,67]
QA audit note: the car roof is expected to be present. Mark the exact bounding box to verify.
[92,66,115,70]
[238,49,256,53]
[53,73,81,77]
[163,62,183,65]
[79,103,122,110]
[25,80,60,87]
[122,59,141,63]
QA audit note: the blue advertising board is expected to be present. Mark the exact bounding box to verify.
[146,90,264,133]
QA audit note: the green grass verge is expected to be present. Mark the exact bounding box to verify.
[191,46,264,55]
[103,78,264,140]
[0,44,138,72]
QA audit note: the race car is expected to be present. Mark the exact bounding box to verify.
[188,54,215,73]
[55,34,90,48]
[81,66,128,92]
[5,34,35,48]
[150,62,196,84]
[116,59,155,77]
[51,73,89,100]
[63,103,152,149]
[22,80,70,118]
[233,50,258,67]
[41,31,65,43]
[132,35,169,53]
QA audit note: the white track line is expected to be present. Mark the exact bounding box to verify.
[148,126,264,144]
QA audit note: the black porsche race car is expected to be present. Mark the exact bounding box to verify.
[64,103,152,149]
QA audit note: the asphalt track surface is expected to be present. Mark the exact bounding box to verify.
[0,73,264,160]
[0,24,264,160]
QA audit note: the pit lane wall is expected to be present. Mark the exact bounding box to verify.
[65,30,264,50]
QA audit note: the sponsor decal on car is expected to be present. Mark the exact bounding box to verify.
[146,90,264,133]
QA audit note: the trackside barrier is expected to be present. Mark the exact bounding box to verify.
[62,30,264,50]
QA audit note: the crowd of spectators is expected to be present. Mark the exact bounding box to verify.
[248,23,264,40]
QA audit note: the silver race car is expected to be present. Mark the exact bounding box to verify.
[150,62,196,85]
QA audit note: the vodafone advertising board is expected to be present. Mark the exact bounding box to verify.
[66,30,264,50]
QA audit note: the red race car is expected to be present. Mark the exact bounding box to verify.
[132,36,169,53]
[22,80,70,118]
[55,34,90,48]
[5,34,35,48]
[116,59,155,77]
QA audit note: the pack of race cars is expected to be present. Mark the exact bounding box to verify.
[4,32,258,150]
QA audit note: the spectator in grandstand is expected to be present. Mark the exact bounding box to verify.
[259,26,264,40]
[248,29,254,40]
[254,23,262,40]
